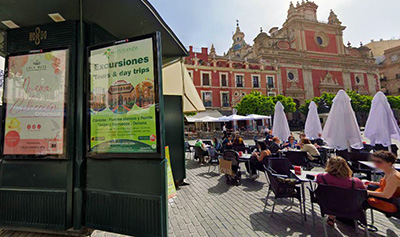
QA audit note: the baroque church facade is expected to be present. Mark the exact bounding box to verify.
[184,1,379,114]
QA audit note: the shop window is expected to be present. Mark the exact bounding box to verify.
[202,91,212,107]
[236,75,244,87]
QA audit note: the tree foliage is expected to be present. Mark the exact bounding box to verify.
[236,91,296,115]
[299,92,335,115]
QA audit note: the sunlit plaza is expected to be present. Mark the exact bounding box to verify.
[0,0,400,236]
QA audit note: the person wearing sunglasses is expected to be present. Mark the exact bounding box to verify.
[367,150,400,213]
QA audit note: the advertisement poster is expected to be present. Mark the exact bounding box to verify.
[89,37,158,153]
[0,56,4,105]
[3,50,67,156]
[165,146,176,199]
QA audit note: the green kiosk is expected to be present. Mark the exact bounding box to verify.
[0,0,190,236]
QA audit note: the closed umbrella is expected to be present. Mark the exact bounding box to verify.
[304,101,322,140]
[322,90,363,150]
[364,91,400,148]
[272,101,290,142]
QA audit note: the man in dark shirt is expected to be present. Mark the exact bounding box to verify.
[269,137,282,154]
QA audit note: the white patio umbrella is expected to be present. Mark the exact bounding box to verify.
[322,90,363,150]
[245,114,271,120]
[225,114,248,121]
[195,116,219,122]
[246,114,272,131]
[272,101,291,142]
[195,116,219,131]
[364,91,400,148]
[304,101,322,140]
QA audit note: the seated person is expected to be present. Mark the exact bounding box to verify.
[314,133,326,147]
[367,151,400,213]
[299,138,320,160]
[212,137,222,151]
[222,136,233,150]
[233,137,246,152]
[265,129,274,141]
[299,133,306,140]
[268,137,282,154]
[194,139,208,163]
[283,135,299,149]
[245,141,271,180]
[317,156,365,226]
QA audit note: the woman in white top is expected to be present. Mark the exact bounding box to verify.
[299,138,320,160]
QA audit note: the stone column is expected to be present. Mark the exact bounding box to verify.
[342,70,352,90]
[367,72,378,94]
[302,65,314,100]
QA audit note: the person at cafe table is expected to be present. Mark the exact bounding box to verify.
[269,137,282,154]
[245,141,271,180]
[283,135,300,149]
[299,138,320,160]
[316,156,365,226]
[222,136,233,150]
[367,151,400,214]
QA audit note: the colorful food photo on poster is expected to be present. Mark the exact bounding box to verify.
[3,49,68,156]
[89,37,158,153]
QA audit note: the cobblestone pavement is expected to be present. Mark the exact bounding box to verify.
[167,157,400,237]
[2,155,400,237]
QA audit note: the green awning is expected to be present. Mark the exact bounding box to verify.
[0,0,187,58]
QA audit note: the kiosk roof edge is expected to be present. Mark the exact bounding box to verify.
[0,0,188,58]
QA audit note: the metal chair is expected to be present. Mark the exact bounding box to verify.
[185,141,194,160]
[348,152,372,180]
[269,158,293,176]
[194,146,207,163]
[313,184,369,237]
[207,148,220,173]
[264,169,302,218]
[286,151,311,170]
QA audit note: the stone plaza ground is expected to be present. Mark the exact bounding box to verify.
[165,157,400,237]
[1,150,400,237]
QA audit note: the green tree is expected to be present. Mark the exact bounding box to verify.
[236,91,296,115]
[270,94,297,113]
[298,92,335,115]
[387,96,400,110]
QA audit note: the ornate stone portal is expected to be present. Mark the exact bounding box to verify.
[318,72,343,94]
[285,82,305,104]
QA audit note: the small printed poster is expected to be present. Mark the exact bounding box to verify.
[89,37,158,154]
[3,50,68,156]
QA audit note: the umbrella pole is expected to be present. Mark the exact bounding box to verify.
[347,140,351,152]
[389,135,392,152]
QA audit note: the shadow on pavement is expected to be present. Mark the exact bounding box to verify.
[207,176,233,194]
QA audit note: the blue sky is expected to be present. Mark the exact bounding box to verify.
[149,0,400,55]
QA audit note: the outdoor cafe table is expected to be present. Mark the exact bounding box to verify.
[238,153,252,176]
[290,169,323,221]
[359,161,400,181]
